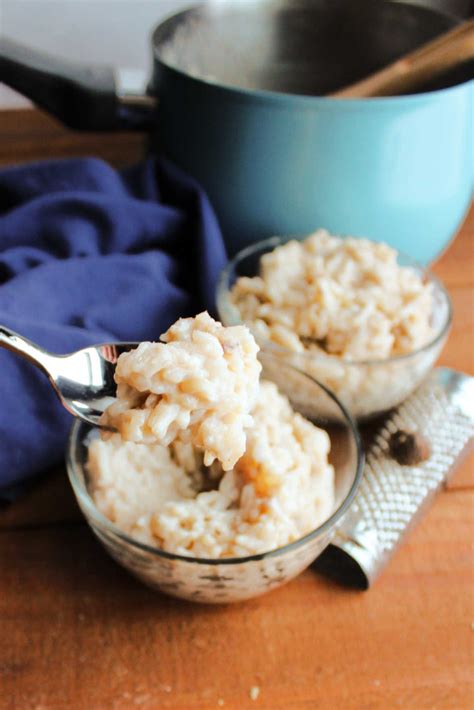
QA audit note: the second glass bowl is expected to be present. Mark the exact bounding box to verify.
[216,236,452,420]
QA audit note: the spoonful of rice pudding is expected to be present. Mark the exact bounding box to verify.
[0,312,260,471]
[101,311,261,470]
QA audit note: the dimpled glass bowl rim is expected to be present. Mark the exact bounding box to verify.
[216,236,453,367]
[66,366,364,567]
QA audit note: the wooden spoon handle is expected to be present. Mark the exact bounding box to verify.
[331,18,474,98]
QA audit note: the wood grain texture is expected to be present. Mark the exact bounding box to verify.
[0,108,473,710]
[0,109,148,168]
[1,491,472,710]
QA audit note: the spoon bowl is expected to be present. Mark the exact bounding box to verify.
[0,325,137,426]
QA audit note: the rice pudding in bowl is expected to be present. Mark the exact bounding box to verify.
[217,230,452,419]
[67,340,362,603]
[90,379,334,559]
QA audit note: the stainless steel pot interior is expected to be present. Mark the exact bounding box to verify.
[152,0,459,96]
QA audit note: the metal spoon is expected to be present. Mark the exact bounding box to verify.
[0,325,137,427]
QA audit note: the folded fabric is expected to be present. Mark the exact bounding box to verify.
[0,157,227,498]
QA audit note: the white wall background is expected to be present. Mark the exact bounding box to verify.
[0,0,192,107]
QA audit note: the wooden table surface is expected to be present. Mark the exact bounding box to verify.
[0,110,473,710]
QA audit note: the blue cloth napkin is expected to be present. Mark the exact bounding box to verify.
[0,157,227,498]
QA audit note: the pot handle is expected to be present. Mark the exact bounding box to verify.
[0,38,156,131]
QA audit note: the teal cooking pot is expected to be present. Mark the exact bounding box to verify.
[1,0,472,263]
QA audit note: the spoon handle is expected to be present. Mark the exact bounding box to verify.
[0,325,56,374]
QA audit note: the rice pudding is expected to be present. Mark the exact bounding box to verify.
[102,311,261,470]
[88,381,334,558]
[230,229,433,361]
[87,313,335,559]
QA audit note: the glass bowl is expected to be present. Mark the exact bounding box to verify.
[66,353,363,604]
[216,237,452,420]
